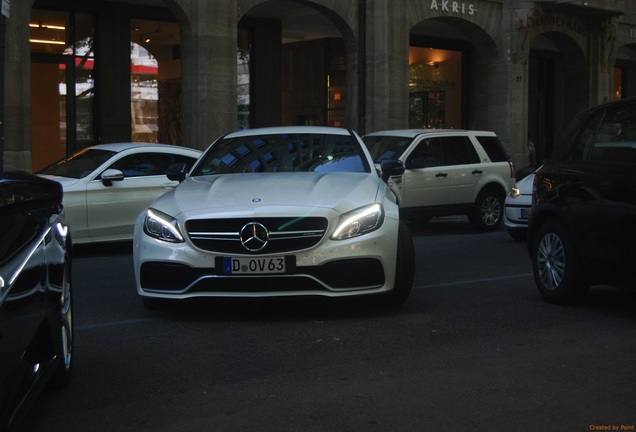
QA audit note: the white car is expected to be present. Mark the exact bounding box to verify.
[133,126,415,309]
[504,172,535,240]
[363,129,516,231]
[38,143,201,244]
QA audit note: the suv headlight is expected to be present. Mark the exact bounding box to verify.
[331,204,384,240]
[143,208,184,243]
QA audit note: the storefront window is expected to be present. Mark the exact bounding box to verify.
[408,47,462,129]
[238,28,251,130]
[327,40,346,127]
[130,19,181,144]
[30,10,94,171]
[614,67,624,100]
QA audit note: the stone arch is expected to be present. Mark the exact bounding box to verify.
[407,0,502,45]
[409,16,500,131]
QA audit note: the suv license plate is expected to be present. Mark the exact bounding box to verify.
[222,256,286,274]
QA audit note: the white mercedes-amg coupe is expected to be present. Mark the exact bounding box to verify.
[133,126,414,309]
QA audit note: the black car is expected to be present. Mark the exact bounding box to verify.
[0,173,73,431]
[528,97,636,304]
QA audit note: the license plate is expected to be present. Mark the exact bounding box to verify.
[222,256,286,274]
[520,208,530,220]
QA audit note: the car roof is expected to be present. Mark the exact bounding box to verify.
[222,126,353,139]
[364,129,497,138]
[86,142,201,154]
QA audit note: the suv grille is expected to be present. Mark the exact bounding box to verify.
[185,217,328,254]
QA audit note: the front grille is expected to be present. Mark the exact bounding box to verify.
[185,217,328,254]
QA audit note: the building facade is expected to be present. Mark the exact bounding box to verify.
[4,0,635,174]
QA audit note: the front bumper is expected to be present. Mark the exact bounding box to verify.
[134,218,399,299]
[503,201,531,230]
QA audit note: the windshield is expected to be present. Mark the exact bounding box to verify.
[38,148,116,179]
[362,135,414,163]
[191,132,370,175]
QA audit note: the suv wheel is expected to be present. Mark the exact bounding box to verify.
[532,220,589,305]
[469,188,504,231]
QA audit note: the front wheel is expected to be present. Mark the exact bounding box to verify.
[378,221,415,307]
[469,188,505,231]
[49,258,73,388]
[532,220,589,305]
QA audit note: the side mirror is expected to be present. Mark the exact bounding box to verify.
[380,159,405,183]
[0,172,63,217]
[166,163,188,182]
[101,169,124,186]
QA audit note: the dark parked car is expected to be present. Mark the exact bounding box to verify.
[0,173,73,431]
[528,97,636,304]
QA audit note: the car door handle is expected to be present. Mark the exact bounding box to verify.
[472,169,483,175]
[435,172,448,178]
[161,182,178,189]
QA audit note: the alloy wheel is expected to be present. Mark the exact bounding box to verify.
[480,195,501,226]
[536,232,565,291]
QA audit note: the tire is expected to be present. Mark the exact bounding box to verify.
[532,220,589,305]
[379,221,415,306]
[48,257,73,389]
[469,188,504,231]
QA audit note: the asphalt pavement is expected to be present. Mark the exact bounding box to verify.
[22,217,636,432]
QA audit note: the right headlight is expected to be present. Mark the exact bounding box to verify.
[143,208,184,243]
[331,203,384,240]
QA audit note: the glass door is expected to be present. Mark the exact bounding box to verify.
[30,10,94,171]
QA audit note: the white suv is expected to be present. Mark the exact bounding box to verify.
[363,129,515,231]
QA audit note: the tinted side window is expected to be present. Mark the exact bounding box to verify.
[363,136,413,162]
[475,136,508,162]
[109,153,176,178]
[173,154,198,171]
[587,105,636,164]
[570,111,603,161]
[441,136,480,165]
[406,137,442,168]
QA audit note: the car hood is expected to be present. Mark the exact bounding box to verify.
[37,174,82,189]
[152,172,382,217]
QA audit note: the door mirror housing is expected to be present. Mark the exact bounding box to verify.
[166,163,188,182]
[101,169,124,186]
[380,159,405,183]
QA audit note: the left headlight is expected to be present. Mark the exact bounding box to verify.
[509,185,521,198]
[143,208,184,243]
[331,203,384,240]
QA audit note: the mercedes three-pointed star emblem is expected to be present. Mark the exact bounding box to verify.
[239,222,269,252]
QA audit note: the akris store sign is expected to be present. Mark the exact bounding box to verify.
[429,0,476,16]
